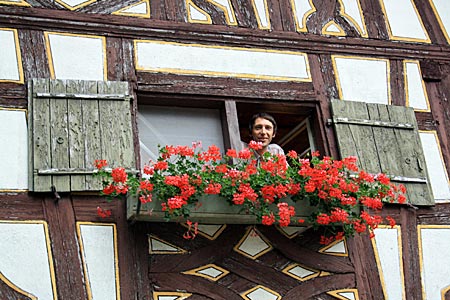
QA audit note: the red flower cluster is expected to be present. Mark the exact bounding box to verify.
[95,143,407,243]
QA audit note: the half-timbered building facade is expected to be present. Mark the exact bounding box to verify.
[1,0,450,299]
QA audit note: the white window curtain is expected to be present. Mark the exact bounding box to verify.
[138,105,225,167]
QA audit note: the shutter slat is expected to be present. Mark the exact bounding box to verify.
[331,99,434,206]
[331,100,382,173]
[388,105,433,205]
[98,81,134,168]
[50,79,71,192]
[83,81,103,191]
[31,79,52,191]
[368,103,403,177]
[67,80,86,191]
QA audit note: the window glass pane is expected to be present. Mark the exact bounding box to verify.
[138,105,225,166]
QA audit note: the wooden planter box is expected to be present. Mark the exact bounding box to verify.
[127,194,317,224]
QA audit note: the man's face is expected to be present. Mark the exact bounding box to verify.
[251,117,276,149]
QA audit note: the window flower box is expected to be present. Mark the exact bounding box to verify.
[126,194,318,224]
[95,142,406,243]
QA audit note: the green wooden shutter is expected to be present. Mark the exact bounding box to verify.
[330,99,434,206]
[29,79,135,192]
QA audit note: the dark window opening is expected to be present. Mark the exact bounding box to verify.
[236,102,316,157]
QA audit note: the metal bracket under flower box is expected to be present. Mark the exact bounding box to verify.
[126,194,318,224]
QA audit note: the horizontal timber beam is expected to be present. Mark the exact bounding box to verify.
[0,7,449,61]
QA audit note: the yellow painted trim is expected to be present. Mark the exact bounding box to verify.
[0,220,58,300]
[327,288,360,300]
[241,285,281,300]
[419,130,450,186]
[318,238,348,257]
[429,0,450,44]
[111,0,150,18]
[290,0,316,33]
[0,0,31,6]
[322,20,347,37]
[148,234,188,254]
[275,225,308,239]
[153,291,192,300]
[182,263,230,281]
[0,189,28,192]
[0,28,24,84]
[331,54,391,104]
[403,59,430,112]
[186,0,212,24]
[371,225,406,300]
[378,0,431,43]
[250,0,271,30]
[0,107,27,112]
[76,222,121,300]
[233,226,273,259]
[181,223,226,240]
[134,39,312,82]
[0,271,37,299]
[442,285,450,300]
[207,0,238,25]
[338,0,368,38]
[55,0,96,10]
[320,270,332,276]
[281,263,320,281]
[44,31,107,81]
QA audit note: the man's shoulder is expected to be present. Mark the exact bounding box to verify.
[267,144,285,154]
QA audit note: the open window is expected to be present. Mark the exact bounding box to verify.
[236,102,317,157]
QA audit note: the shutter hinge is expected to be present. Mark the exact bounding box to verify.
[349,173,427,183]
[389,175,427,183]
[37,168,139,175]
[34,92,133,101]
[327,117,414,129]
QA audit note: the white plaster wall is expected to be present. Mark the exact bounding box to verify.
[405,61,429,111]
[0,222,55,300]
[58,0,91,7]
[419,227,450,300]
[188,3,209,22]
[430,0,450,42]
[135,40,310,81]
[324,23,342,34]
[0,109,28,190]
[419,132,450,202]
[79,223,118,300]
[253,0,269,28]
[291,0,314,31]
[373,227,405,300]
[0,29,21,82]
[380,0,429,41]
[122,1,147,14]
[46,33,105,80]
[341,0,367,36]
[333,56,389,104]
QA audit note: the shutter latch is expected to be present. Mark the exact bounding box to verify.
[51,185,61,203]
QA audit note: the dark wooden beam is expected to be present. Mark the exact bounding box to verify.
[136,72,317,101]
[0,7,449,61]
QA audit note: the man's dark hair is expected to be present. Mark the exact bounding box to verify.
[249,112,277,134]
